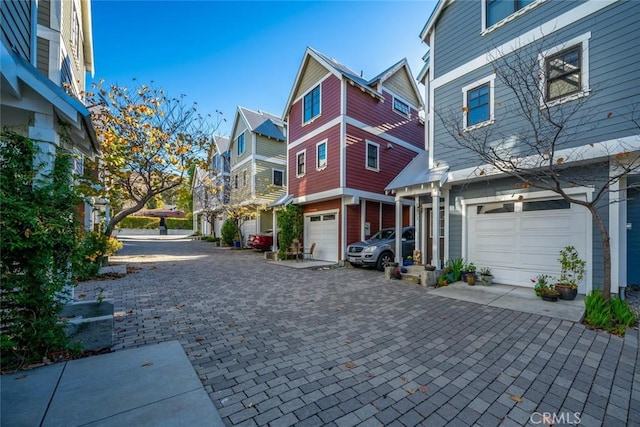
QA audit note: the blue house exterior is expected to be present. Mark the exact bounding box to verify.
[388,0,640,295]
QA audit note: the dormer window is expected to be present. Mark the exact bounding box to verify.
[303,85,321,123]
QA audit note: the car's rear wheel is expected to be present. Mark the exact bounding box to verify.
[376,251,394,271]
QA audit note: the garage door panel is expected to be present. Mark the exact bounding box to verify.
[468,203,588,293]
[305,213,338,262]
[475,218,516,233]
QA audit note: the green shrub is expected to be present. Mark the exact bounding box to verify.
[166,218,192,229]
[277,204,303,260]
[72,232,123,281]
[584,290,637,335]
[585,290,611,328]
[611,296,637,326]
[118,216,160,229]
[1,130,81,369]
[221,219,238,245]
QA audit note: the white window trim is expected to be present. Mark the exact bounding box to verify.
[462,74,496,131]
[365,140,380,172]
[316,139,328,171]
[538,32,591,108]
[302,84,322,126]
[392,96,411,119]
[481,0,547,35]
[272,168,285,187]
[296,149,306,178]
[242,168,247,188]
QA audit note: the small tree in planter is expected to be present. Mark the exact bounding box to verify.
[556,246,586,300]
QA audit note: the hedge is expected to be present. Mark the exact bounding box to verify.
[166,218,192,229]
[118,216,160,229]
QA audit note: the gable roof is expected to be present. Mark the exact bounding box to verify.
[419,0,451,43]
[213,135,230,154]
[283,47,425,118]
[231,107,286,143]
[282,47,383,118]
[385,151,448,191]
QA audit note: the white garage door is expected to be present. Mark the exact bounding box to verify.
[467,199,589,293]
[241,219,257,244]
[305,212,339,262]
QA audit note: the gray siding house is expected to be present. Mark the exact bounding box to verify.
[1,0,101,230]
[388,0,640,295]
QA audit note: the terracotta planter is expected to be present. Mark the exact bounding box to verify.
[466,274,476,285]
[555,284,578,301]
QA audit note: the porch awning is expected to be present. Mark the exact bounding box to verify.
[385,151,449,192]
[269,194,293,208]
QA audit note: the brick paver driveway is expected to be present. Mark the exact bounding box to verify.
[78,237,639,426]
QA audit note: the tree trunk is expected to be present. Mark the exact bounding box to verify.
[103,200,148,237]
[589,205,612,300]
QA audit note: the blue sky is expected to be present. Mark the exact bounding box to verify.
[91,1,437,136]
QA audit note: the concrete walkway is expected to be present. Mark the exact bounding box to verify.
[429,281,585,322]
[1,341,224,427]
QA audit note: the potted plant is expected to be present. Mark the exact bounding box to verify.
[532,274,552,297]
[466,263,477,285]
[555,246,585,300]
[404,256,414,266]
[540,285,560,302]
[479,267,493,286]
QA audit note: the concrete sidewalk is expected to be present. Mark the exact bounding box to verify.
[429,281,585,322]
[1,341,224,427]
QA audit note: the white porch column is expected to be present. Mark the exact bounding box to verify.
[29,112,59,184]
[421,201,427,264]
[395,197,403,263]
[610,174,625,295]
[432,188,441,268]
[361,200,366,241]
[414,198,421,261]
[272,209,279,252]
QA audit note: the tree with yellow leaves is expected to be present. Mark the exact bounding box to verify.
[86,79,223,237]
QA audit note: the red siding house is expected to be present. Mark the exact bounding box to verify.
[280,47,424,262]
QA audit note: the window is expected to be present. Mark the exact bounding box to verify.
[477,203,514,214]
[462,75,495,129]
[296,150,306,177]
[303,85,321,123]
[237,133,245,155]
[71,4,81,62]
[523,199,570,211]
[545,46,581,101]
[366,141,379,171]
[316,141,327,169]
[393,97,410,117]
[486,0,536,28]
[234,174,238,189]
[467,84,490,126]
[242,169,247,187]
[273,169,284,187]
[539,34,590,106]
[72,149,84,176]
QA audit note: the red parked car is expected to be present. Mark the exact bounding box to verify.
[251,231,273,251]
